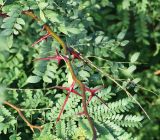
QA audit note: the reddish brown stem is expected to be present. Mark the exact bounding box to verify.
[56,92,71,122]
[56,81,75,123]
[23,11,97,139]
[3,101,43,132]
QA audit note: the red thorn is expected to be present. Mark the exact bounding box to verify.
[40,26,45,32]
[33,49,68,64]
[33,56,56,61]
[32,33,51,47]
[76,85,106,116]
[54,86,82,97]
[85,86,103,105]
[34,55,63,64]
[56,91,71,123]
[67,47,81,60]
[87,95,93,105]
[85,86,103,95]
[56,81,75,123]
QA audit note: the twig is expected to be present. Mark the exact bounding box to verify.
[3,101,43,132]
[72,47,150,120]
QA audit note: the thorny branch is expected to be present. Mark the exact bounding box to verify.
[1,7,150,139]
[23,10,97,139]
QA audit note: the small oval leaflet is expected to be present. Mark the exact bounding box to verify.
[26,76,41,83]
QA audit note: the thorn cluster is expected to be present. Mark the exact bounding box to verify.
[34,49,68,65]
[54,84,104,120]
[31,32,106,121]
[23,10,101,139]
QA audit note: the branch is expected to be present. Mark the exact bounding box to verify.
[3,101,43,132]
[56,81,75,123]
[23,10,97,139]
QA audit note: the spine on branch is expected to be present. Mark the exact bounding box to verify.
[23,10,97,139]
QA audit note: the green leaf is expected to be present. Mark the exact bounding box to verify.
[58,25,68,35]
[16,18,25,25]
[130,52,140,63]
[67,27,81,34]
[0,123,5,133]
[95,36,103,44]
[9,133,21,140]
[13,29,19,35]
[113,48,125,58]
[6,35,13,48]
[132,78,141,84]
[153,43,160,56]
[14,23,22,30]
[8,11,19,18]
[40,10,46,23]
[127,65,136,74]
[79,119,92,139]
[38,2,48,10]
[43,76,52,83]
[122,0,131,9]
[0,0,4,5]
[1,22,14,29]
[3,17,15,23]
[26,76,41,83]
[44,10,63,23]
[0,116,4,122]
[78,70,90,81]
[1,29,13,36]
[122,65,137,76]
[120,40,129,46]
[117,29,127,40]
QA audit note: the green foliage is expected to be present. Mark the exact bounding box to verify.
[0,106,17,134]
[1,4,24,36]
[1,0,158,139]
[89,0,160,139]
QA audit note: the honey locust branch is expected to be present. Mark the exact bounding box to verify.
[23,10,97,140]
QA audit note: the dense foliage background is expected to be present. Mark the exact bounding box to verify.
[0,0,160,140]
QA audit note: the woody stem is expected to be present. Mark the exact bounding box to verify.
[3,101,43,132]
[23,11,97,139]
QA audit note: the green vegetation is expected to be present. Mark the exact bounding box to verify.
[0,0,159,139]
